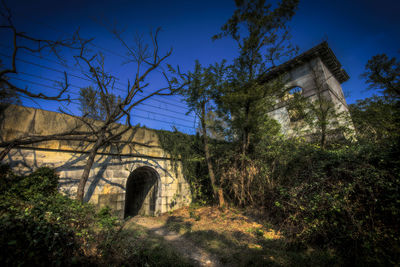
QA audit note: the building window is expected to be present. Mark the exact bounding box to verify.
[288,86,302,95]
[283,86,303,102]
[285,86,305,122]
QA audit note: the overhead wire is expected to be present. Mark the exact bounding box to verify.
[0,17,198,131]
[7,71,197,129]
[7,75,196,126]
[15,70,193,119]
[0,45,191,110]
[0,15,190,109]
[0,52,196,126]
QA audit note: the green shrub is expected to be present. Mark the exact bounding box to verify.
[0,166,59,200]
[0,166,190,266]
[270,140,400,266]
[157,129,213,204]
[0,204,79,266]
[0,167,102,265]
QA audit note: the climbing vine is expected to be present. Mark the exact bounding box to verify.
[155,129,212,204]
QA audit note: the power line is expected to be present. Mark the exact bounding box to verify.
[0,46,191,110]
[8,75,196,125]
[22,17,137,62]
[15,71,194,120]
[0,21,190,109]
[133,114,195,129]
[9,76,74,92]
[134,107,193,123]
[19,98,196,130]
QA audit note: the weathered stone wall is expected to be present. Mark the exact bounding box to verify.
[267,57,352,137]
[0,105,191,217]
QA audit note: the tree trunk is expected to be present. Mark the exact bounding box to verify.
[200,102,224,207]
[0,142,15,161]
[320,125,326,150]
[242,101,251,157]
[76,136,104,202]
[218,188,225,207]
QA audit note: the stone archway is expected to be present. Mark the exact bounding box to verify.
[124,166,159,218]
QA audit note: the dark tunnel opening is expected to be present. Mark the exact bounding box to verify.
[124,167,158,218]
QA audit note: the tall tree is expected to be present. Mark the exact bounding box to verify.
[213,0,299,156]
[350,54,400,141]
[211,0,298,207]
[362,54,400,99]
[181,60,226,207]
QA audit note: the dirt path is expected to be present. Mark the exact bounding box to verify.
[130,216,222,267]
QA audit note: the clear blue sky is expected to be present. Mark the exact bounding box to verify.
[1,0,399,133]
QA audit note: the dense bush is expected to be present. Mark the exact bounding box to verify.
[0,166,99,265]
[157,129,213,204]
[268,139,400,265]
[0,165,189,266]
[156,122,400,265]
[0,168,79,265]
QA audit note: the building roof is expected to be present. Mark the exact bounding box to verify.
[261,41,350,84]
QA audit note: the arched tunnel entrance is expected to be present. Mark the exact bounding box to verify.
[124,166,159,218]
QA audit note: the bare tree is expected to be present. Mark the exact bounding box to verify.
[0,0,93,160]
[67,28,187,202]
[0,2,187,205]
[0,0,83,102]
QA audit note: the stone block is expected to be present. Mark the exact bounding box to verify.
[116,201,124,210]
[90,194,99,204]
[112,170,129,178]
[1,105,192,217]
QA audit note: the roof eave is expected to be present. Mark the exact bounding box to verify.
[261,41,349,84]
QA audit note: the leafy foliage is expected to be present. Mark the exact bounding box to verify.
[156,129,212,204]
[362,54,400,99]
[180,60,227,206]
[0,167,92,265]
[266,140,400,265]
[213,0,298,155]
[78,86,121,121]
[350,95,399,142]
[0,166,189,266]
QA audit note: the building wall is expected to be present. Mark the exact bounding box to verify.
[0,105,191,217]
[267,57,352,137]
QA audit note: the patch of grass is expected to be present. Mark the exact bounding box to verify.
[184,229,340,266]
[157,206,342,266]
[102,222,192,267]
[165,216,193,235]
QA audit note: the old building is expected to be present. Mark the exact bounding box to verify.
[266,42,352,138]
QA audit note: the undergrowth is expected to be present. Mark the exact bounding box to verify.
[157,126,400,266]
[0,165,190,266]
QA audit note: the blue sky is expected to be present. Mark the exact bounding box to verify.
[1,0,399,133]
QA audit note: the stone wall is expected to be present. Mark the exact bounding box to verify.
[0,105,191,217]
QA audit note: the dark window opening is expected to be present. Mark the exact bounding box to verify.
[286,86,305,122]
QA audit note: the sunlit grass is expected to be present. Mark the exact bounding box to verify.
[152,206,340,266]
